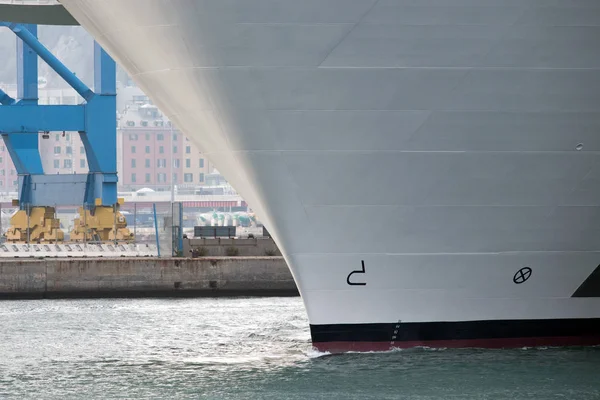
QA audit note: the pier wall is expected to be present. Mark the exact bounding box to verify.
[0,257,296,299]
[183,238,281,257]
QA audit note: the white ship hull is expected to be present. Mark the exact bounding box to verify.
[60,0,600,351]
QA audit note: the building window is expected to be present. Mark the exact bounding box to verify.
[131,173,136,183]
[66,146,72,154]
[129,133,138,140]
[0,181,3,187]
[145,133,150,140]
[66,133,70,141]
[10,170,14,175]
[199,158,204,168]
[12,180,17,186]
[186,159,190,168]
[173,134,178,141]
[0,170,4,176]
[173,146,177,154]
[199,172,204,182]
[131,159,136,168]
[159,146,164,154]
[157,134,164,141]
[156,159,166,168]
[173,173,178,183]
[64,159,72,168]
[145,173,151,183]
[184,173,193,183]
[53,160,60,168]
[157,173,166,183]
[80,159,86,168]
[186,146,191,154]
[54,146,61,154]
[145,146,150,154]
[131,146,136,154]
[80,146,85,154]
[173,159,180,168]
[55,134,60,142]
[0,157,2,163]
[145,159,150,168]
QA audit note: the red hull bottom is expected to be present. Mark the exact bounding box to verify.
[313,336,600,353]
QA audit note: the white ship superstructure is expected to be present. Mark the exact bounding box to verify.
[9,0,600,350]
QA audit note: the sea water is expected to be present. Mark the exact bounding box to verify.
[0,297,598,399]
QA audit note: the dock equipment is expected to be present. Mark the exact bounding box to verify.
[5,206,64,243]
[70,201,133,243]
[0,22,131,243]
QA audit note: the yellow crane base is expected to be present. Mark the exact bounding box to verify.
[69,206,134,243]
[5,206,64,243]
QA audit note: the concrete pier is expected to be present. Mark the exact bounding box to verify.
[0,257,297,299]
[184,237,282,257]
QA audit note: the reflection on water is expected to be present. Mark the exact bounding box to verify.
[0,297,598,399]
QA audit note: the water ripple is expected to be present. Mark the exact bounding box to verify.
[0,297,598,399]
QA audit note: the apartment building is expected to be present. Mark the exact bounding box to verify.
[119,103,212,192]
[0,84,214,193]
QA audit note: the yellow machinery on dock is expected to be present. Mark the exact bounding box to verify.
[4,199,134,244]
[5,206,64,243]
[69,199,134,242]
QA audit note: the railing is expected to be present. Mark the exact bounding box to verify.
[0,242,158,258]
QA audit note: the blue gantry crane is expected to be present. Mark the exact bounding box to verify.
[0,22,132,243]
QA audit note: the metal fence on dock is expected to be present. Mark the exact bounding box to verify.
[0,201,263,257]
[0,202,182,257]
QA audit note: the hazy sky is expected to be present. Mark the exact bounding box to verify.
[0,25,110,89]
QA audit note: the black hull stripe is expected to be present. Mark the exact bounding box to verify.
[573,264,600,297]
[310,318,600,343]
